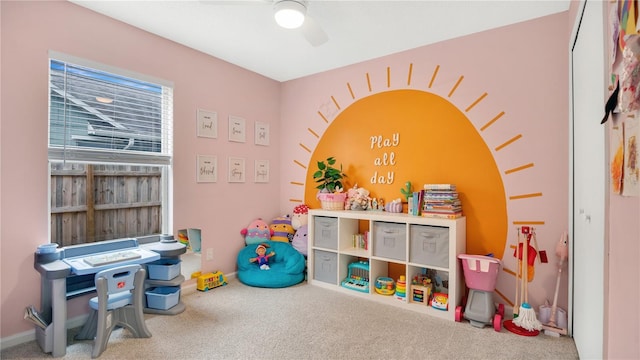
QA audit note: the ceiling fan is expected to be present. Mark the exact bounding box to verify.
[272,0,328,47]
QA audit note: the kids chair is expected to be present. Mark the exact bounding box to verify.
[76,264,152,358]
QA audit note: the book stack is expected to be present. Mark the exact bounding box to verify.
[421,184,462,219]
[352,231,369,250]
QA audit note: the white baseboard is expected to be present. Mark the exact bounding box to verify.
[0,314,88,351]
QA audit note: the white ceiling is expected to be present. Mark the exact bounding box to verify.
[69,0,570,82]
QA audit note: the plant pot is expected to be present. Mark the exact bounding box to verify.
[317,192,347,210]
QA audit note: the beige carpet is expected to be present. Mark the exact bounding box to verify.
[1,279,579,359]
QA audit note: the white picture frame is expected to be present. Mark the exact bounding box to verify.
[255,121,270,146]
[196,109,218,138]
[196,155,217,183]
[228,115,246,143]
[254,160,270,183]
[228,156,246,183]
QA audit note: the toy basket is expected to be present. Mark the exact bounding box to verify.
[318,192,346,210]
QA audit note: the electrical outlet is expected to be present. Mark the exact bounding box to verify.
[206,248,214,261]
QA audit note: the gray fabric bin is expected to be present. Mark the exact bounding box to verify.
[373,222,406,261]
[409,225,449,268]
[313,250,337,284]
[313,216,338,249]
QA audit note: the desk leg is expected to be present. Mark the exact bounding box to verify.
[50,278,67,357]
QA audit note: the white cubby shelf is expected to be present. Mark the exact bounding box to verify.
[307,209,466,321]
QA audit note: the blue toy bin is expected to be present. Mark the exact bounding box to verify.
[147,259,181,281]
[145,286,180,310]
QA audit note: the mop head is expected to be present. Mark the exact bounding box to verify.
[513,303,542,331]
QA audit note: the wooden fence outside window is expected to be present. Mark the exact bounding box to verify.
[50,163,162,247]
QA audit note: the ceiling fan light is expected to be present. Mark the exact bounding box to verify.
[274,0,306,29]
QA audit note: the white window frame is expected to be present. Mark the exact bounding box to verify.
[47,51,173,244]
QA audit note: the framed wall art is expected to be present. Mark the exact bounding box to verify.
[228,156,246,183]
[196,155,217,183]
[254,159,270,183]
[197,109,218,138]
[255,121,270,146]
[228,115,246,143]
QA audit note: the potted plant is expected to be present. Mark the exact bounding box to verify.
[313,156,347,210]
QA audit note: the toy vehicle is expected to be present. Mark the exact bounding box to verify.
[196,271,227,291]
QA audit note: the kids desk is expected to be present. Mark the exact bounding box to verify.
[33,236,185,357]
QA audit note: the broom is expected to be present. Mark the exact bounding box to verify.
[513,232,542,331]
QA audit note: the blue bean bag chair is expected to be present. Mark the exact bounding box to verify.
[237,241,306,288]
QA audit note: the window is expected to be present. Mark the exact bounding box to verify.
[48,52,173,246]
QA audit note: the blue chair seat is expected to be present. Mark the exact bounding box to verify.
[89,291,132,311]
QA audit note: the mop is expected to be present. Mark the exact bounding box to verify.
[513,231,542,331]
[505,227,542,335]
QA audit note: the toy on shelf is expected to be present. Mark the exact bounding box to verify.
[409,274,433,305]
[341,261,369,293]
[384,198,403,213]
[455,254,504,332]
[394,275,406,301]
[196,271,227,292]
[374,276,395,295]
[430,292,449,311]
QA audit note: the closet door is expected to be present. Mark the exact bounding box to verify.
[570,1,605,358]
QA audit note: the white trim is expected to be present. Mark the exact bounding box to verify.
[0,315,88,351]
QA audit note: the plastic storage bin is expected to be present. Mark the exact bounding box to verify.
[313,217,338,250]
[147,259,181,280]
[145,286,180,310]
[409,225,449,268]
[373,222,406,261]
[313,250,338,284]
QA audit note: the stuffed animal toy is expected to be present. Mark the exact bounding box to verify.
[249,243,275,270]
[270,215,295,242]
[291,204,309,230]
[345,184,371,210]
[291,224,308,256]
[241,218,273,245]
[385,198,403,213]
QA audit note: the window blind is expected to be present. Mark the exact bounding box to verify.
[48,53,173,165]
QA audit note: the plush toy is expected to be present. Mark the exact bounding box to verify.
[270,215,295,242]
[385,198,403,213]
[291,224,308,256]
[249,243,275,270]
[241,218,273,245]
[345,184,371,210]
[291,204,309,230]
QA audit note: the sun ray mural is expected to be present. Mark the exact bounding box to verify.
[287,63,547,308]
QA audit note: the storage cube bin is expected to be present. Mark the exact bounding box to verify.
[145,286,180,310]
[313,250,338,284]
[373,222,406,261]
[147,259,181,280]
[313,216,338,250]
[409,225,449,268]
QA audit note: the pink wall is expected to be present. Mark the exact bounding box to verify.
[1,0,281,337]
